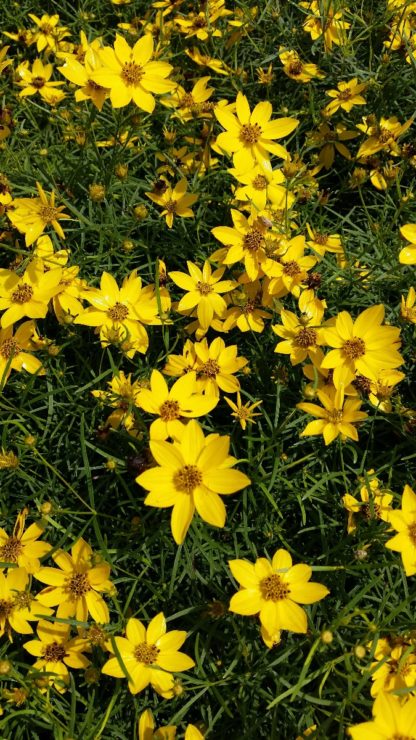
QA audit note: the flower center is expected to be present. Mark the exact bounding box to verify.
[0,537,23,563]
[173,464,203,493]
[39,205,60,224]
[40,23,52,34]
[66,572,91,598]
[134,642,159,664]
[32,76,46,89]
[239,123,262,145]
[337,88,351,101]
[378,127,392,144]
[199,359,220,378]
[252,175,268,190]
[159,399,181,421]
[196,281,213,295]
[243,229,265,252]
[288,60,303,75]
[260,574,290,601]
[343,337,366,359]
[108,302,129,321]
[0,338,21,359]
[242,299,255,314]
[88,79,104,91]
[43,642,67,663]
[328,410,343,423]
[314,233,328,245]
[164,199,177,213]
[408,523,416,545]
[11,283,33,304]
[180,93,195,108]
[283,260,301,277]
[121,62,144,86]
[0,599,13,620]
[13,591,33,609]
[295,327,317,348]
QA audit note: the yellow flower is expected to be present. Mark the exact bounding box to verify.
[256,64,274,85]
[91,34,175,111]
[306,121,358,170]
[176,4,229,40]
[297,385,368,445]
[401,286,416,322]
[272,296,325,365]
[229,548,329,642]
[169,260,235,330]
[212,209,278,281]
[267,235,317,299]
[0,508,51,574]
[23,620,90,693]
[301,0,350,51]
[137,370,218,440]
[102,612,195,697]
[320,305,403,388]
[385,485,416,576]
[0,568,52,639]
[136,420,250,544]
[399,224,416,264]
[74,270,168,356]
[349,692,416,739]
[306,223,344,257]
[146,179,198,229]
[138,709,176,740]
[7,182,70,246]
[163,339,200,378]
[356,116,412,159]
[0,46,11,75]
[342,473,393,534]
[324,79,367,116]
[214,92,298,169]
[194,337,248,396]
[185,48,228,75]
[17,58,65,104]
[35,538,113,623]
[0,320,45,386]
[0,261,62,328]
[162,76,214,122]
[228,160,294,212]
[28,13,70,53]
[224,392,262,430]
[92,371,144,432]
[279,49,325,83]
[368,369,405,413]
[368,638,416,697]
[224,281,271,333]
[0,450,19,469]
[59,47,109,111]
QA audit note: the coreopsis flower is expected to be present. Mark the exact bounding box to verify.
[342,473,393,534]
[16,59,65,104]
[185,48,228,75]
[225,392,262,430]
[349,692,416,739]
[306,121,358,170]
[0,508,51,573]
[0,46,11,75]
[223,281,271,333]
[35,538,113,623]
[52,266,85,323]
[301,0,350,51]
[74,270,168,356]
[272,304,324,365]
[399,223,416,264]
[356,116,412,159]
[297,385,368,445]
[0,321,45,386]
[59,47,108,110]
[7,182,70,246]
[33,234,69,269]
[136,420,250,544]
[385,485,416,575]
[162,76,214,122]
[102,612,195,697]
[163,339,200,378]
[92,372,144,432]
[23,620,90,693]
[0,262,62,328]
[401,286,416,322]
[368,369,405,412]
[138,709,176,740]
[228,160,294,211]
[137,369,218,440]
[267,235,317,299]
[214,92,298,169]
[194,337,248,396]
[176,3,230,39]
[212,210,279,281]
[0,568,52,639]
[368,638,416,696]
[28,13,70,53]
[91,34,175,111]
[256,64,274,85]
[169,260,235,330]
[320,305,403,388]
[228,548,329,645]
[279,49,325,82]
[323,79,367,116]
[0,450,19,469]
[306,224,343,257]
[146,179,198,228]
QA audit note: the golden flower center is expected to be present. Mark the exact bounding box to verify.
[343,337,366,359]
[32,76,46,89]
[283,260,301,277]
[0,598,13,620]
[164,199,177,213]
[13,591,33,609]
[66,572,91,598]
[408,523,416,545]
[11,283,33,304]
[40,23,53,34]
[288,60,303,75]
[378,127,393,144]
[260,574,290,601]
[199,359,220,378]
[196,281,213,295]
[39,204,60,223]
[108,302,129,321]
[314,233,328,245]
[243,229,265,252]
[328,410,343,423]
[159,399,181,421]
[337,88,351,100]
[0,537,23,563]
[180,93,195,108]
[43,642,67,663]
[252,175,268,190]
[121,62,144,86]
[134,641,159,664]
[87,624,106,646]
[295,327,317,348]
[243,299,255,314]
[193,16,207,29]
[174,464,203,493]
[0,338,21,359]
[239,123,262,145]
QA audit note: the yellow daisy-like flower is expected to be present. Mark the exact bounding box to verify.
[342,473,393,534]
[138,709,176,740]
[162,76,214,122]
[59,47,109,111]
[228,160,294,212]
[223,281,271,333]
[228,548,329,643]
[349,692,416,739]
[385,485,416,576]
[0,450,19,469]
[212,209,278,282]
[368,369,405,413]
[272,302,325,366]
[0,567,52,639]
[214,92,298,170]
[356,116,412,159]
[297,385,368,446]
[0,46,11,75]
[7,182,70,247]
[279,48,325,83]
[137,369,218,440]
[92,371,145,433]
[324,79,367,116]
[368,638,416,697]
[0,320,45,387]
[136,420,250,544]
[28,13,69,53]
[17,58,65,105]
[146,179,198,229]
[194,337,248,397]
[0,261,63,328]
[169,260,235,330]
[401,286,416,323]
[399,223,416,265]
[267,235,317,299]
[91,34,175,111]
[24,620,90,693]
[320,305,403,388]
[0,508,51,574]
[306,223,343,257]
[301,0,350,51]
[102,612,195,697]
[35,538,113,624]
[224,392,262,430]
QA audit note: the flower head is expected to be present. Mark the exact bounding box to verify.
[146,179,198,228]
[0,262,62,328]
[0,508,51,573]
[297,385,368,445]
[349,691,416,739]
[7,182,70,246]
[385,485,416,576]
[24,620,90,692]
